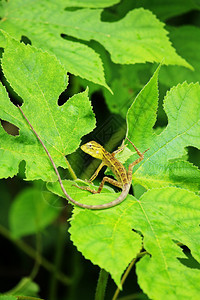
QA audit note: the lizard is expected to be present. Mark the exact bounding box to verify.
[18,105,149,210]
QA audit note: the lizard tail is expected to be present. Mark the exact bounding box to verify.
[73,183,131,210]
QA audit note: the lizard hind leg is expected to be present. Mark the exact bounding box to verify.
[74,176,123,194]
[96,176,122,193]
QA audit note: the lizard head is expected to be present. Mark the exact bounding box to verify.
[81,141,104,159]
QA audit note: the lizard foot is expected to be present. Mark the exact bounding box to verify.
[72,184,98,194]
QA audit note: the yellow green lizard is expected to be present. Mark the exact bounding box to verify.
[18,105,149,210]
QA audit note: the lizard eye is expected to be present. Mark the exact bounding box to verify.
[87,143,92,149]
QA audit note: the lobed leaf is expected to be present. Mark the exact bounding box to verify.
[0,32,96,180]
[126,67,200,192]
[0,0,111,91]
[69,187,200,296]
[69,193,143,286]
[0,0,191,91]
[136,188,200,299]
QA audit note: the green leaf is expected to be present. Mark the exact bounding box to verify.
[166,161,200,192]
[65,0,121,8]
[47,179,115,208]
[69,193,143,286]
[160,26,200,87]
[127,65,160,147]
[136,188,200,300]
[48,7,191,67]
[0,1,191,90]
[9,187,61,238]
[0,32,96,181]
[0,1,110,91]
[69,187,200,296]
[126,67,200,192]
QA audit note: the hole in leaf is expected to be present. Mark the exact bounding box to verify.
[133,184,146,199]
[60,33,81,43]
[64,7,83,12]
[132,228,144,238]
[176,243,200,270]
[20,35,32,45]
[102,1,133,22]
[187,146,200,168]
[60,32,92,51]
[1,120,19,136]
[57,74,84,106]
[0,47,4,58]
[58,88,69,106]
[0,68,23,106]
[153,85,168,129]
[18,160,26,179]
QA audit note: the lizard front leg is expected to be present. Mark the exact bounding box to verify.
[126,137,149,182]
[112,140,127,156]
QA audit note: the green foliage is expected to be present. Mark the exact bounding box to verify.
[126,67,200,191]
[67,67,200,291]
[69,193,143,286]
[0,0,191,91]
[65,0,121,8]
[70,187,200,298]
[0,1,200,300]
[136,188,200,299]
[9,188,61,238]
[160,26,200,86]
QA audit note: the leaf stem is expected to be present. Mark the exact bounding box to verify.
[8,232,42,296]
[64,156,77,180]
[95,269,109,300]
[48,224,66,300]
[112,251,147,300]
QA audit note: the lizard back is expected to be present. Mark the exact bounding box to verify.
[102,149,129,185]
